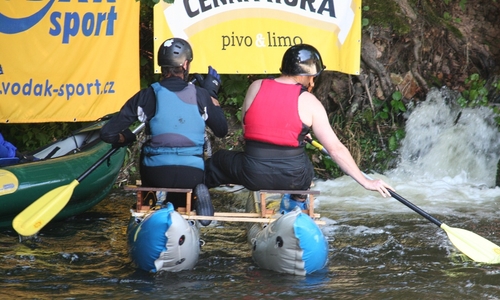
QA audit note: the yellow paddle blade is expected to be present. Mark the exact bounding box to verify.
[12,180,80,236]
[441,223,500,264]
[0,169,19,196]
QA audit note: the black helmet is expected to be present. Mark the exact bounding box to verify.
[157,38,193,67]
[280,44,325,76]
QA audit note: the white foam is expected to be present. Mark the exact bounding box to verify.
[314,87,500,220]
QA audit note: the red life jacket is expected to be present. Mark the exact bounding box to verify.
[244,79,303,147]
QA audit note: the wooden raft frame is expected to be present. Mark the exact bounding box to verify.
[123,185,321,224]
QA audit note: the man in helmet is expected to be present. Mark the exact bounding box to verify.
[204,44,393,212]
[100,38,228,221]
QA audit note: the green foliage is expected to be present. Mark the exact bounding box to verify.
[139,0,160,7]
[457,74,500,127]
[422,0,463,38]
[374,91,406,123]
[362,0,411,34]
[0,122,85,153]
[441,0,466,27]
[388,128,405,152]
[219,75,249,109]
[443,11,461,23]
[139,0,173,6]
[459,0,467,10]
[362,6,370,27]
[457,73,490,108]
[218,74,273,122]
[218,75,249,123]
[443,0,467,8]
[390,91,406,111]
[138,2,161,89]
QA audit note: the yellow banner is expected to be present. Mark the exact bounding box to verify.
[154,0,361,75]
[0,0,140,123]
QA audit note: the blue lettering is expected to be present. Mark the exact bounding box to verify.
[94,79,102,94]
[94,12,106,35]
[86,82,93,94]
[107,81,115,93]
[1,82,10,95]
[45,80,54,96]
[66,84,75,100]
[34,83,43,96]
[57,0,117,4]
[63,12,80,43]
[105,6,117,35]
[49,5,117,44]
[11,83,21,95]
[58,85,64,96]
[82,12,95,36]
[76,84,85,96]
[22,79,33,96]
[0,78,114,100]
[49,12,63,36]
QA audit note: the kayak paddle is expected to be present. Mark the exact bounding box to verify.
[306,137,500,263]
[0,169,19,196]
[13,123,145,236]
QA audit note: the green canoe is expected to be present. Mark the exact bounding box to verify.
[0,116,126,230]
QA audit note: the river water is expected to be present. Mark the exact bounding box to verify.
[1,88,500,299]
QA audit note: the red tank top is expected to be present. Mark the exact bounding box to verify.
[244,79,303,147]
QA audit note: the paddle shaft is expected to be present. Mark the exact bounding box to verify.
[305,137,443,227]
[386,190,442,227]
[77,123,145,183]
[76,148,116,182]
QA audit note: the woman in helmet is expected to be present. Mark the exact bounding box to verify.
[100,38,228,216]
[205,44,393,210]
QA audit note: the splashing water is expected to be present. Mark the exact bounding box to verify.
[316,87,500,216]
[388,87,500,187]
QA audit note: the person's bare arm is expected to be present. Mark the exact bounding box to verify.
[300,93,394,197]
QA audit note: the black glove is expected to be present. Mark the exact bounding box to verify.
[112,128,136,148]
[193,66,221,99]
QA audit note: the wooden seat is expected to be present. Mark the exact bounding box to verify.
[124,185,193,214]
[124,185,322,225]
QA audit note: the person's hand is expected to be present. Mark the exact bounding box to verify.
[112,128,136,148]
[193,66,221,99]
[365,178,394,198]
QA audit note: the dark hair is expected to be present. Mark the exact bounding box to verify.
[161,66,185,78]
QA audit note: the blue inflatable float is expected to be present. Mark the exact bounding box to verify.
[248,207,329,276]
[127,202,201,273]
